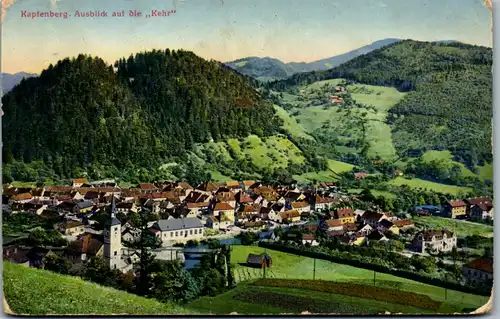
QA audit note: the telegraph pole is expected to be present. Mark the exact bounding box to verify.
[373,270,376,285]
[313,258,316,280]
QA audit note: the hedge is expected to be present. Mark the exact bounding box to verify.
[258,242,491,296]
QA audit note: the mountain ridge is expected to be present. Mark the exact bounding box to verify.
[225,38,402,81]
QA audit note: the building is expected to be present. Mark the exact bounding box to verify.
[326,219,343,231]
[393,219,415,231]
[72,178,89,188]
[246,253,272,268]
[302,234,319,246]
[462,258,493,286]
[443,200,467,219]
[336,208,356,224]
[151,217,204,245]
[465,197,493,215]
[470,204,494,222]
[103,198,122,270]
[361,211,386,227]
[378,219,399,235]
[411,229,457,254]
[279,210,301,223]
[59,220,85,236]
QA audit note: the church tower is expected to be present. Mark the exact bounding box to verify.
[103,197,122,270]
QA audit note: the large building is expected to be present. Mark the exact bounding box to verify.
[463,258,493,287]
[411,229,457,254]
[151,217,204,245]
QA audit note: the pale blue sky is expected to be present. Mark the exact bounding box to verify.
[2,0,492,73]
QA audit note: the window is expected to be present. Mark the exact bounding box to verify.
[190,229,193,235]
[114,251,117,256]
[170,232,173,237]
[194,229,197,234]
[179,231,183,236]
[175,231,178,237]
[468,269,471,275]
[114,264,117,269]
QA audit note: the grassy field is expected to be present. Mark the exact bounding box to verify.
[412,216,494,238]
[348,188,397,199]
[387,177,472,195]
[188,282,443,315]
[293,159,355,183]
[209,170,233,182]
[273,105,313,140]
[278,79,406,162]
[420,150,476,178]
[196,134,306,172]
[3,262,196,315]
[476,163,493,181]
[228,246,488,311]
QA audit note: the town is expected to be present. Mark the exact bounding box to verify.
[2,178,493,292]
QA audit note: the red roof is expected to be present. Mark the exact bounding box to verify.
[214,202,234,211]
[139,183,158,190]
[291,201,309,209]
[326,219,342,227]
[337,207,354,218]
[354,173,369,179]
[302,234,316,241]
[448,200,467,208]
[465,258,493,274]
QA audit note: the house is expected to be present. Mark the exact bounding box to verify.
[26,247,57,269]
[314,195,337,211]
[3,246,30,266]
[279,210,301,223]
[291,201,310,213]
[246,253,272,268]
[213,202,235,221]
[465,197,493,215]
[196,182,220,194]
[378,219,399,235]
[59,220,85,236]
[470,204,494,222]
[116,202,137,214]
[235,192,254,205]
[68,233,104,263]
[341,233,366,246]
[443,200,467,219]
[75,200,94,214]
[412,229,457,254]
[462,258,493,286]
[9,192,33,204]
[206,215,220,230]
[121,228,138,243]
[326,219,344,231]
[302,234,319,246]
[367,230,389,242]
[361,211,386,227]
[151,218,204,245]
[343,223,358,234]
[186,202,210,216]
[72,178,89,188]
[225,181,242,194]
[216,191,237,208]
[336,208,356,224]
[358,223,373,236]
[393,219,415,231]
[267,209,283,223]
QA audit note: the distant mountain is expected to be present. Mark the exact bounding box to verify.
[1,72,38,94]
[225,38,402,81]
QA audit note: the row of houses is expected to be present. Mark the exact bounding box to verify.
[441,198,493,221]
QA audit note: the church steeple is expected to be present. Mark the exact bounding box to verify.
[104,196,122,270]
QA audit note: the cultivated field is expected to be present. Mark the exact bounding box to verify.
[412,216,494,238]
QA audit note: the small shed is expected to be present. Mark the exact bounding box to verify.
[246,253,272,268]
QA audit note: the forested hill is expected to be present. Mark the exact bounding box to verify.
[267,40,493,168]
[2,50,282,179]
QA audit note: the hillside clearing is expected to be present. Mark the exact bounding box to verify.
[2,262,196,315]
[293,159,355,183]
[387,177,472,195]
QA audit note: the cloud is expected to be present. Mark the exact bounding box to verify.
[1,0,17,24]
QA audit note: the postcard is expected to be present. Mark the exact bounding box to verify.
[1,0,494,316]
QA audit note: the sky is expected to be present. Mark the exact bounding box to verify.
[1,0,493,74]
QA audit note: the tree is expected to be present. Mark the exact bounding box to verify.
[151,260,200,303]
[125,207,162,296]
[43,253,72,275]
